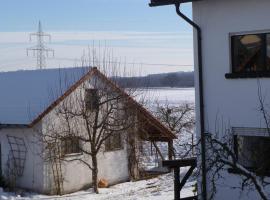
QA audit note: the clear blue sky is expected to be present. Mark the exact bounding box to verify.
[0,0,194,74]
[0,0,192,32]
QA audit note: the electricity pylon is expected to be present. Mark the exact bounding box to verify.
[27,21,54,69]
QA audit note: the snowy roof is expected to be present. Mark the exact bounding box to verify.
[0,67,176,140]
[0,67,90,125]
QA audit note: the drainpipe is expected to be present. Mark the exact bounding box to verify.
[175,2,207,200]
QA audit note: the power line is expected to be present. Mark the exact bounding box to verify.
[47,57,193,67]
[1,57,194,67]
[0,56,193,68]
[26,21,54,69]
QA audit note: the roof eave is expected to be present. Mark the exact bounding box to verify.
[0,124,29,129]
[149,0,201,7]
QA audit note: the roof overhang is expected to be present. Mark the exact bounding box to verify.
[0,124,29,129]
[149,0,200,7]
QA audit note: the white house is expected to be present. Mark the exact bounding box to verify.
[0,67,175,194]
[150,0,270,199]
[192,0,270,199]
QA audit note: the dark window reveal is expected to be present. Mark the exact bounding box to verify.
[235,135,270,175]
[105,132,123,151]
[231,34,269,73]
[267,34,270,68]
[85,89,99,110]
[61,137,81,155]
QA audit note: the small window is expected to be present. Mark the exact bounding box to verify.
[61,137,81,155]
[235,135,270,175]
[85,89,99,110]
[105,132,123,152]
[267,34,270,69]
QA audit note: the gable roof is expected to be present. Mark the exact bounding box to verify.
[0,67,176,140]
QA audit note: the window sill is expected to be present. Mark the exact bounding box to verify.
[227,168,241,174]
[104,148,124,153]
[225,72,270,79]
[228,168,270,177]
[63,152,83,158]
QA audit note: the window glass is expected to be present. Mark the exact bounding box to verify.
[237,136,270,174]
[105,132,122,151]
[85,89,98,110]
[266,34,270,70]
[61,137,81,155]
[232,34,264,73]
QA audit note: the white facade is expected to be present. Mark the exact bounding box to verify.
[193,0,270,199]
[0,125,45,193]
[0,122,130,195]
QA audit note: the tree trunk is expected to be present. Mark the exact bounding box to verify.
[92,153,99,193]
[168,140,174,160]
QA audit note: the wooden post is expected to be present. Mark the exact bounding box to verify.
[174,167,180,200]
[168,140,173,160]
[152,141,165,161]
[163,159,197,200]
[0,143,1,176]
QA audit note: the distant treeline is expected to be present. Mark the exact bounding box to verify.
[113,71,194,88]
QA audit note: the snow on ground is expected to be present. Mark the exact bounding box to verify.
[0,172,196,200]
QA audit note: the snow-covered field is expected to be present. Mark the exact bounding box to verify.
[139,87,195,168]
[0,88,196,200]
[143,87,194,102]
[136,87,195,107]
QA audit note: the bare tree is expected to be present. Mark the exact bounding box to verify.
[42,67,139,194]
[38,45,147,194]
[201,132,268,200]
[154,100,195,158]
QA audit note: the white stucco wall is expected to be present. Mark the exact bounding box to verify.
[0,124,45,193]
[98,148,129,185]
[193,0,270,199]
[45,143,130,194]
[44,142,130,194]
[0,123,130,195]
